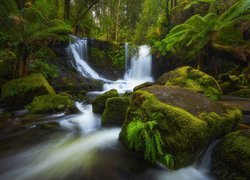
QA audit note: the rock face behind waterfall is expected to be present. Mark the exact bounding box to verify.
[120,85,241,169]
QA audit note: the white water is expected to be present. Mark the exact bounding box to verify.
[67,39,108,81]
[68,39,153,93]
[0,103,216,179]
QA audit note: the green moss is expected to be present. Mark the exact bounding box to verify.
[2,73,55,99]
[102,97,130,126]
[120,87,241,169]
[157,66,222,100]
[92,89,119,114]
[1,73,55,108]
[26,94,74,113]
[212,131,250,179]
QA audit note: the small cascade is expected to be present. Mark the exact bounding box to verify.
[197,140,220,171]
[154,141,219,180]
[67,39,106,80]
[60,102,101,134]
[102,45,154,93]
[124,45,153,82]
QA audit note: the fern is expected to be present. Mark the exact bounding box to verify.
[164,154,174,169]
[154,0,250,59]
[127,120,164,162]
[184,0,215,10]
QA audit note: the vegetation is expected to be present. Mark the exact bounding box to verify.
[26,94,74,113]
[0,0,71,77]
[154,0,250,68]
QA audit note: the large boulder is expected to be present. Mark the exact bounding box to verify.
[102,97,130,126]
[156,66,222,100]
[26,94,74,113]
[1,73,55,109]
[120,85,241,169]
[212,131,250,179]
[92,89,119,114]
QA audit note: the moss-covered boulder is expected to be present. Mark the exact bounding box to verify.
[120,85,241,169]
[156,66,222,100]
[92,89,119,114]
[102,97,130,126]
[212,131,250,179]
[26,94,74,113]
[1,73,55,109]
[0,49,16,79]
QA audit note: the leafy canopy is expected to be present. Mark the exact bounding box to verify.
[154,0,250,59]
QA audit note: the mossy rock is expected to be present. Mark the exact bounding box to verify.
[1,73,55,109]
[156,66,222,100]
[133,82,154,92]
[92,89,119,114]
[229,89,250,98]
[219,74,242,94]
[26,94,74,113]
[212,131,250,179]
[120,85,241,169]
[102,97,130,126]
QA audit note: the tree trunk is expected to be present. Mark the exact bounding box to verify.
[64,0,70,20]
[15,0,26,9]
[115,0,121,42]
[18,44,29,77]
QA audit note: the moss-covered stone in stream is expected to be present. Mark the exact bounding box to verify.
[92,89,119,114]
[212,131,250,179]
[1,73,55,109]
[26,94,74,113]
[156,66,222,100]
[102,97,130,126]
[120,85,241,169]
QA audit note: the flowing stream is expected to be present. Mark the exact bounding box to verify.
[0,38,215,179]
[0,102,216,180]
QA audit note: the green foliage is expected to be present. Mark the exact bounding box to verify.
[154,0,250,58]
[29,61,58,79]
[0,0,72,76]
[107,47,125,69]
[127,120,164,163]
[184,0,215,10]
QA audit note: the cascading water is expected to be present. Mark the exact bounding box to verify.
[102,44,154,93]
[67,38,107,81]
[124,45,153,81]
[68,38,153,93]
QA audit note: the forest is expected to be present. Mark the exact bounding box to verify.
[0,0,249,179]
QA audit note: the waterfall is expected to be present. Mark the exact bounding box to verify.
[67,38,153,93]
[124,45,153,82]
[67,39,106,80]
[102,45,154,93]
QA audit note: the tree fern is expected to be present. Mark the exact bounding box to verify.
[126,120,164,162]
[154,0,250,59]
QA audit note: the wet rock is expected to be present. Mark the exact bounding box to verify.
[102,97,130,126]
[26,94,75,114]
[157,66,222,100]
[1,73,55,109]
[120,85,241,169]
[212,131,250,179]
[133,82,154,92]
[92,89,119,114]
